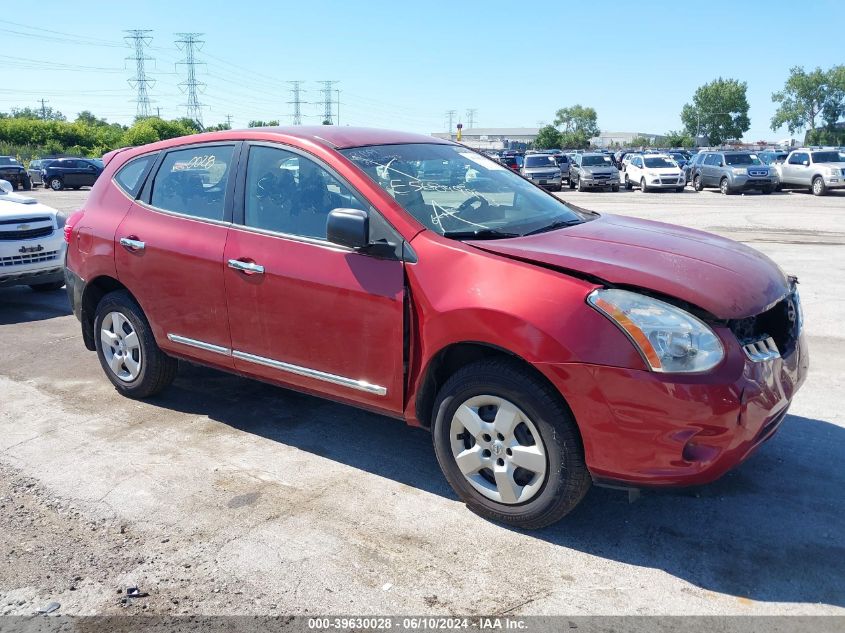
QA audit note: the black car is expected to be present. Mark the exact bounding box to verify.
[0,156,32,190]
[42,157,103,191]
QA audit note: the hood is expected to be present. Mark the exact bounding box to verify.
[0,195,59,219]
[581,165,615,173]
[468,213,789,319]
[643,166,682,174]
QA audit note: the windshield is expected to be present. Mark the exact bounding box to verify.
[340,143,590,238]
[724,154,762,166]
[0,157,17,166]
[582,155,612,166]
[524,155,557,168]
[644,157,676,169]
[668,153,686,161]
[811,151,841,163]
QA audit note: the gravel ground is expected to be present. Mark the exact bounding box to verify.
[1,185,843,617]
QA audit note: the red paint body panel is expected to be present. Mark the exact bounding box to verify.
[469,213,790,319]
[115,205,234,369]
[223,227,405,413]
[65,127,809,490]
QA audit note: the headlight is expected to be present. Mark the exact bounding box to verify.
[55,212,69,229]
[828,166,840,176]
[587,289,724,373]
[732,168,746,175]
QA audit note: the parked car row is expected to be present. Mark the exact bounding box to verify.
[2,156,106,191]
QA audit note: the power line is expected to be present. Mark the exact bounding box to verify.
[318,80,338,125]
[175,32,206,127]
[287,81,305,125]
[465,108,477,129]
[445,110,456,133]
[124,30,155,119]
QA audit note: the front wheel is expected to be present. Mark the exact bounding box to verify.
[812,176,826,196]
[612,184,620,192]
[762,186,774,195]
[576,177,585,192]
[720,177,731,195]
[432,359,591,529]
[22,175,32,191]
[568,178,575,190]
[640,178,649,193]
[693,174,703,191]
[49,177,63,191]
[675,186,685,193]
[624,175,632,190]
[94,290,178,399]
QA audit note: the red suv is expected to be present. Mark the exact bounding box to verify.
[64,127,808,528]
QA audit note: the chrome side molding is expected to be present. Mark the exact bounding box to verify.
[166,333,386,396]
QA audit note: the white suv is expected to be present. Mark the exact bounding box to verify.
[623,154,686,192]
[0,179,67,291]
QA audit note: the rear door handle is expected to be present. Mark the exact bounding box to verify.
[227,259,264,275]
[119,237,145,252]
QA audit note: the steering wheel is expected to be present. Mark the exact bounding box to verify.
[456,194,490,213]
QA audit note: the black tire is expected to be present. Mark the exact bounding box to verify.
[22,175,32,191]
[568,178,575,190]
[94,290,178,399]
[611,184,620,192]
[762,186,774,194]
[29,281,65,292]
[675,186,685,193]
[624,175,632,190]
[693,174,703,192]
[812,176,826,196]
[720,177,731,195]
[640,178,648,193]
[576,177,585,192]
[49,177,63,191]
[432,358,591,529]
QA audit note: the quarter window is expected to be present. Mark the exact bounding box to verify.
[115,154,155,197]
[244,145,365,239]
[150,145,235,221]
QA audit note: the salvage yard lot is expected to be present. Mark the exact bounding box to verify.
[1,187,843,616]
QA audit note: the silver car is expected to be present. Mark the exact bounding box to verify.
[27,159,51,187]
[569,153,620,191]
[520,154,563,191]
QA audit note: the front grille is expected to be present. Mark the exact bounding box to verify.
[0,216,51,226]
[593,173,610,180]
[841,168,845,177]
[729,289,801,359]
[660,177,680,184]
[0,250,59,267]
[748,170,768,177]
[0,226,53,241]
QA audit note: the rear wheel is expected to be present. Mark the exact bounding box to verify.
[693,174,703,191]
[94,290,178,398]
[812,176,826,196]
[432,359,590,529]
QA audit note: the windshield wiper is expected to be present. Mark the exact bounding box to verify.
[523,219,582,236]
[442,229,521,240]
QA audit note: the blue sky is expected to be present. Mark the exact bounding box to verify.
[2,0,843,141]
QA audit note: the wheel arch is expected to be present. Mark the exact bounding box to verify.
[413,341,574,432]
[79,275,138,351]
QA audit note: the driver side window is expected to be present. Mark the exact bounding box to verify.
[244,145,365,240]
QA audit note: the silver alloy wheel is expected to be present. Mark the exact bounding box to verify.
[720,178,729,194]
[50,178,62,191]
[449,395,547,505]
[100,311,142,382]
[813,177,824,195]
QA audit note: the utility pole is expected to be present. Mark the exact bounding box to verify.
[287,81,305,125]
[336,89,341,126]
[318,81,338,125]
[38,98,49,119]
[175,32,206,128]
[465,108,477,129]
[445,110,456,134]
[225,114,233,129]
[156,106,161,118]
[124,29,155,119]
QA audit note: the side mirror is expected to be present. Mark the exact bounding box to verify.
[802,160,810,166]
[327,208,369,249]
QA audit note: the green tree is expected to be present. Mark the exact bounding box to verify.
[10,106,65,121]
[626,136,653,148]
[534,124,562,149]
[681,78,750,145]
[559,131,591,149]
[553,105,600,138]
[75,111,109,127]
[664,130,695,148]
[248,120,279,127]
[772,66,845,134]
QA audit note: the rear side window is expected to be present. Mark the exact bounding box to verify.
[150,145,235,221]
[114,154,156,197]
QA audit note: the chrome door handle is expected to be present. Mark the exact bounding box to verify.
[119,237,145,251]
[227,259,264,274]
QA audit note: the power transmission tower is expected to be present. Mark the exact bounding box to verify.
[287,81,305,125]
[319,81,338,124]
[225,114,233,128]
[465,108,477,129]
[336,89,341,126]
[445,110,456,133]
[124,30,155,119]
[175,32,206,127]
[38,98,49,119]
